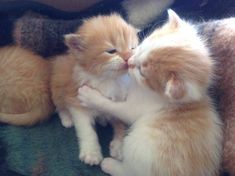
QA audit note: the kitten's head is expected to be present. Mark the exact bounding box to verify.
[65,14,138,77]
[129,10,213,103]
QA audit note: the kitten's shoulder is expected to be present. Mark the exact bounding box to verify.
[51,53,77,72]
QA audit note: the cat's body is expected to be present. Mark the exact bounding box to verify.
[198,18,235,174]
[51,14,138,165]
[0,46,54,125]
[78,10,223,176]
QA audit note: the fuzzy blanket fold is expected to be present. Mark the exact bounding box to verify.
[0,115,112,176]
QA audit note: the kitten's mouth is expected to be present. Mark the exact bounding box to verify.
[117,63,128,71]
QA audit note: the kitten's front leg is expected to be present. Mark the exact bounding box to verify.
[101,157,125,176]
[78,86,131,124]
[110,120,125,160]
[69,107,103,166]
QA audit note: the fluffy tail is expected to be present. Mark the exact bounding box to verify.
[0,108,49,126]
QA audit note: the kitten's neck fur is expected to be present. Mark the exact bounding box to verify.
[73,64,129,101]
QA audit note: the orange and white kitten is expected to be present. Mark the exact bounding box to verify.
[0,46,54,125]
[51,14,138,165]
[78,10,223,176]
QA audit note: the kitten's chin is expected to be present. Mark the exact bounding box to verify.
[118,62,128,70]
[128,68,145,85]
[113,63,128,74]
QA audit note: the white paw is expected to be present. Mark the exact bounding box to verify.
[77,86,102,108]
[61,117,73,128]
[101,158,115,174]
[79,147,103,166]
[110,139,123,160]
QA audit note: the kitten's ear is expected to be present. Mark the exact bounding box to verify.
[165,73,186,100]
[64,34,84,51]
[167,9,183,28]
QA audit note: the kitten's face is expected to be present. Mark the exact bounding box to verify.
[129,10,212,102]
[65,14,138,77]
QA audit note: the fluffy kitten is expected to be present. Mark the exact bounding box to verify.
[198,18,235,175]
[0,46,54,125]
[50,14,138,165]
[78,10,223,176]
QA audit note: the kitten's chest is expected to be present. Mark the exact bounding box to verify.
[89,79,127,101]
[73,66,129,101]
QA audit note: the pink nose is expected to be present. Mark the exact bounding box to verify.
[122,51,132,61]
[128,57,135,69]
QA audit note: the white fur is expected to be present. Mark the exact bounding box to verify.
[132,18,208,65]
[78,10,222,176]
[78,76,222,176]
[185,81,204,101]
[69,107,102,165]
[59,65,130,165]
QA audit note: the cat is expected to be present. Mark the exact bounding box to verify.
[78,10,223,176]
[0,46,54,125]
[198,18,235,175]
[50,14,138,165]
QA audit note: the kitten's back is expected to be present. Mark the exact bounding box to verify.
[0,46,54,125]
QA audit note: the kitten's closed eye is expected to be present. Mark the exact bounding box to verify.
[106,49,117,54]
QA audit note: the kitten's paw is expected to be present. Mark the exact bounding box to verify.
[110,139,123,160]
[79,148,103,166]
[101,158,115,174]
[61,117,73,128]
[59,111,73,128]
[78,86,104,108]
[78,86,96,107]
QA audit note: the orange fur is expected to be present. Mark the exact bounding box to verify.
[77,11,223,175]
[147,100,221,176]
[51,14,138,111]
[50,55,79,109]
[127,10,223,175]
[50,14,138,165]
[143,47,212,98]
[0,46,54,125]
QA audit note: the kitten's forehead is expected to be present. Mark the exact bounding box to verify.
[78,14,138,50]
[133,39,155,63]
[134,18,204,64]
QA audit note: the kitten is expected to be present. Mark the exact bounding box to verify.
[198,18,235,175]
[0,46,54,125]
[78,10,223,176]
[50,14,138,165]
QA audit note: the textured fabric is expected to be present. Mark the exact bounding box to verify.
[14,13,82,57]
[0,115,112,176]
[33,0,102,12]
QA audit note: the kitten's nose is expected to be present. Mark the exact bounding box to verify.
[121,51,132,62]
[128,57,135,69]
